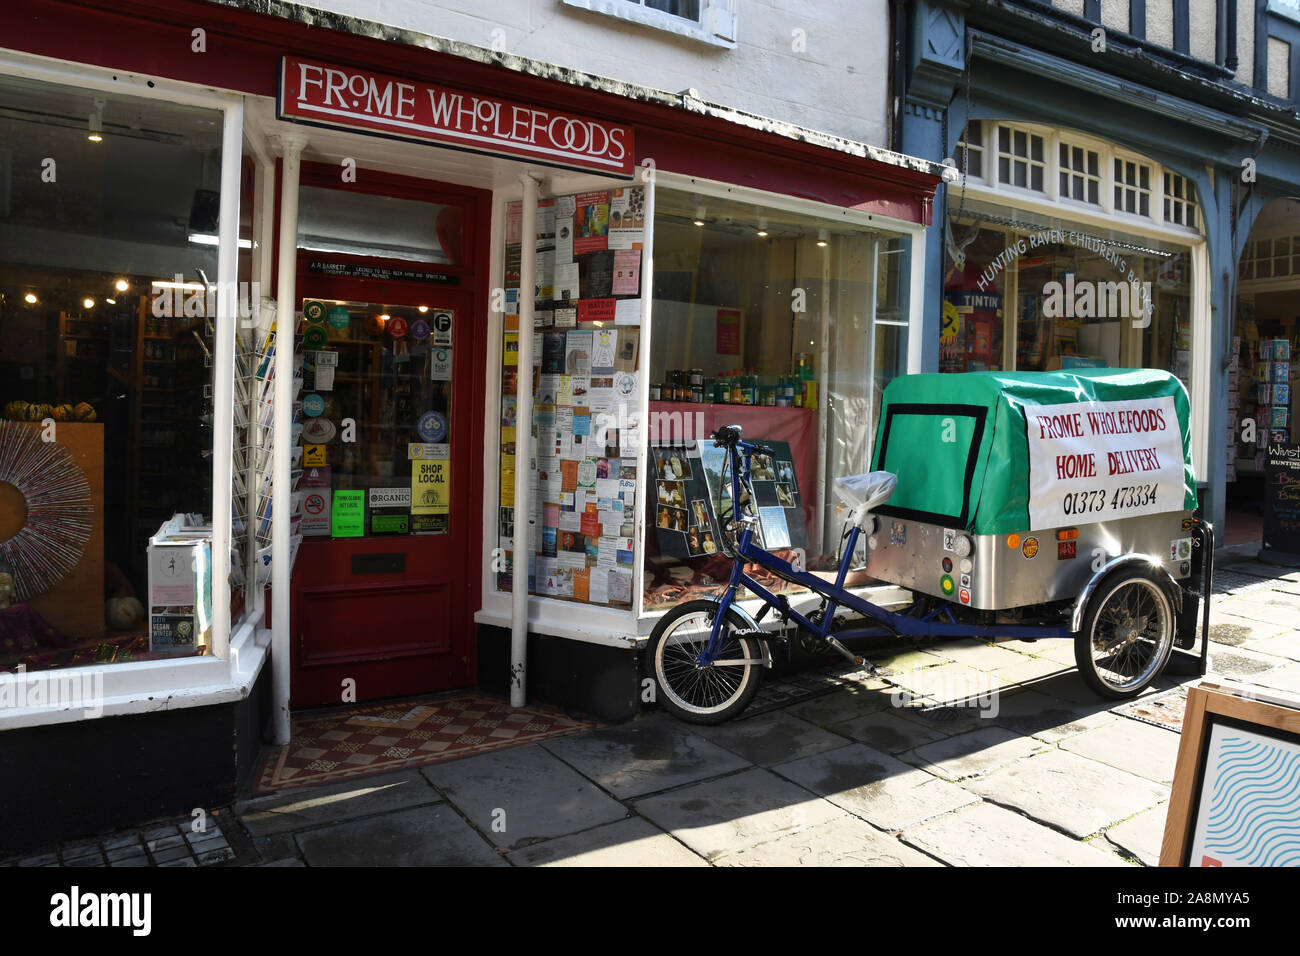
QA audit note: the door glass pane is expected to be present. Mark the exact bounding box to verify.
[297,299,454,538]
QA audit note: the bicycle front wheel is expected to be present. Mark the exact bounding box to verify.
[645,600,764,724]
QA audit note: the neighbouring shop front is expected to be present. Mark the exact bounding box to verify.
[0,0,943,851]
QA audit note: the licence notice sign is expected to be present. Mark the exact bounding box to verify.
[1025,396,1184,529]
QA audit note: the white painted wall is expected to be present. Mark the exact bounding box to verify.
[293,0,891,147]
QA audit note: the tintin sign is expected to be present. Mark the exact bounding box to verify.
[279,57,634,176]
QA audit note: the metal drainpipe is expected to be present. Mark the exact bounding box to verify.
[511,173,541,708]
[270,134,306,745]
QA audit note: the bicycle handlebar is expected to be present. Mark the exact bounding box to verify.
[711,425,775,457]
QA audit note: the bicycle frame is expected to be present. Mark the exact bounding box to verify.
[695,438,1074,666]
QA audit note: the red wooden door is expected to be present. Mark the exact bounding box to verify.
[286,166,488,708]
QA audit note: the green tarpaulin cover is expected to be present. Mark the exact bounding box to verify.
[869,368,1197,534]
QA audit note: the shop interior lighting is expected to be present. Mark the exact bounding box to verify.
[24,292,38,304]
[87,99,104,143]
[105,298,117,305]
[418,305,429,313]
[756,217,769,238]
[114,279,129,292]
[187,233,253,249]
[816,228,829,248]
[82,297,95,309]
[693,205,707,227]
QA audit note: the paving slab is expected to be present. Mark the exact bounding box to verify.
[1104,802,1170,867]
[989,655,1072,687]
[1209,645,1289,681]
[1022,639,1079,666]
[633,767,844,861]
[784,682,896,726]
[900,801,1128,867]
[829,707,951,753]
[965,749,1168,838]
[1241,631,1300,662]
[868,646,954,673]
[691,710,852,766]
[507,817,706,867]
[887,662,1006,706]
[1213,598,1297,628]
[715,815,942,867]
[989,688,1117,742]
[903,726,1051,781]
[916,639,1038,672]
[1058,717,1182,785]
[540,715,750,799]
[1249,661,1300,696]
[422,744,627,849]
[1034,670,1168,706]
[1206,611,1285,646]
[774,742,979,831]
[235,770,441,836]
[295,804,506,867]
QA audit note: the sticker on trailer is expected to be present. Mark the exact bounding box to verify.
[432,311,454,346]
[959,572,971,589]
[1170,537,1192,561]
[942,528,958,552]
[1021,536,1039,558]
[1025,396,1184,530]
[959,587,971,605]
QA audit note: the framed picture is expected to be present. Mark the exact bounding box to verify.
[1161,682,1300,866]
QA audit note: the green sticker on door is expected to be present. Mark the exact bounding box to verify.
[332,490,365,538]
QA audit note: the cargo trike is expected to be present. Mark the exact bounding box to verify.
[644,368,1213,724]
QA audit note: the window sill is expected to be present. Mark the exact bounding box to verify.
[561,0,737,50]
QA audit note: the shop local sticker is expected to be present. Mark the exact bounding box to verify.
[412,459,450,515]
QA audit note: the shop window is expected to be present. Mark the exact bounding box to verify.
[945,206,1193,395]
[642,189,912,608]
[0,73,229,672]
[297,186,462,265]
[996,125,1045,192]
[1114,158,1152,217]
[953,121,985,180]
[495,187,648,607]
[1059,142,1101,205]
[1162,171,1199,230]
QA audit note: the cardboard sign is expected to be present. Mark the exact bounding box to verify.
[1025,396,1184,529]
[412,459,450,514]
[331,490,365,538]
[280,57,633,175]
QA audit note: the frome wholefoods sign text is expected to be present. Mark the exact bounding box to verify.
[278,57,634,176]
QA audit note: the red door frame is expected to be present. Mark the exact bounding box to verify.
[277,159,492,706]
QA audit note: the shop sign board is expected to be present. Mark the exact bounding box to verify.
[280,57,635,176]
[1264,442,1300,558]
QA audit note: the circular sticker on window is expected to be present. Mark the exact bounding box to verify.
[614,371,637,400]
[388,316,409,339]
[365,314,386,336]
[328,306,351,329]
[303,300,326,323]
[303,325,328,350]
[409,318,430,342]
[302,394,325,418]
[1021,536,1040,559]
[301,417,336,444]
[417,410,447,443]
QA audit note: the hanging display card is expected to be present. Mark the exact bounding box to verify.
[574,191,610,254]
[612,250,641,295]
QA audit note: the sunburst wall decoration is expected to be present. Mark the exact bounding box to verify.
[0,421,93,602]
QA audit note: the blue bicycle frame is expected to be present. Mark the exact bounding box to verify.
[695,437,1075,666]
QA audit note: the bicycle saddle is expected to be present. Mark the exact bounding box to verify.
[833,471,898,518]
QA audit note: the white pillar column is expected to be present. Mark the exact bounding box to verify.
[511,173,540,708]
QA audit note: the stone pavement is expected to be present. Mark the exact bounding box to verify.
[8,554,1300,868]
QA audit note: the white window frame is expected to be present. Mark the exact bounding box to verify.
[951,120,1201,239]
[1163,169,1199,231]
[1057,138,1103,211]
[993,123,1048,197]
[561,0,738,49]
[954,120,987,184]
[0,48,260,730]
[1238,227,1300,292]
[1113,150,1156,221]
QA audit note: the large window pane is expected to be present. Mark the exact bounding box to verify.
[0,74,226,671]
